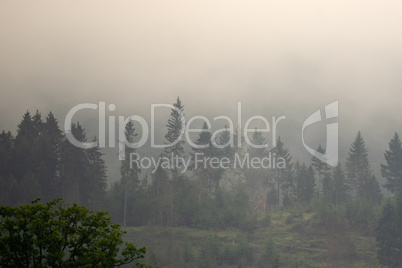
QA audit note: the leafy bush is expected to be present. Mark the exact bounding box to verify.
[0,199,154,267]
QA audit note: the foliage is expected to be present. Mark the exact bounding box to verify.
[0,199,153,267]
[254,237,280,268]
[193,235,254,268]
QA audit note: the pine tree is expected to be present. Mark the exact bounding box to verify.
[321,171,334,205]
[13,111,45,203]
[162,98,185,268]
[362,174,382,204]
[0,175,18,205]
[346,131,381,201]
[150,163,169,225]
[42,112,63,199]
[381,132,402,195]
[59,123,89,204]
[34,111,63,202]
[0,131,17,205]
[164,97,185,178]
[248,129,267,158]
[32,110,44,140]
[217,125,235,160]
[270,137,293,207]
[376,199,398,267]
[294,163,315,204]
[394,192,402,266]
[0,131,14,182]
[305,166,316,203]
[217,126,244,189]
[311,145,330,199]
[120,120,140,227]
[191,122,222,204]
[86,136,107,211]
[245,129,269,199]
[14,111,36,184]
[331,164,349,206]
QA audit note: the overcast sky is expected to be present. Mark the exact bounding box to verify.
[1,1,402,176]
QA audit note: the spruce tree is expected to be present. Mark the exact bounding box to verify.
[42,112,63,199]
[246,129,268,199]
[120,120,140,227]
[191,122,222,203]
[164,97,185,178]
[32,110,44,140]
[270,137,293,207]
[34,111,63,202]
[294,163,315,204]
[150,163,169,225]
[381,132,402,195]
[86,136,107,211]
[346,131,381,201]
[217,125,235,160]
[394,192,402,266]
[376,199,398,267]
[14,111,36,183]
[331,164,349,206]
[163,98,185,268]
[0,131,14,182]
[311,145,330,199]
[59,123,89,204]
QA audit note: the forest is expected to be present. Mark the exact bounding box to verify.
[1,97,402,267]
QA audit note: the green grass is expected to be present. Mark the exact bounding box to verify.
[122,210,378,267]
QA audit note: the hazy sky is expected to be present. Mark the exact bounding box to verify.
[1,1,402,176]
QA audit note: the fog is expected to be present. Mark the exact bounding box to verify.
[2,2,402,266]
[2,1,402,182]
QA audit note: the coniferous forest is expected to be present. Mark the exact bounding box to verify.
[2,98,402,267]
[2,1,402,267]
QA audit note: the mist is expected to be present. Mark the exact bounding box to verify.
[1,1,402,267]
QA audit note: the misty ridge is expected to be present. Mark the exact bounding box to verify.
[0,96,395,207]
[1,96,402,267]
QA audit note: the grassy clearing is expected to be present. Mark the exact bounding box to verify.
[122,210,378,267]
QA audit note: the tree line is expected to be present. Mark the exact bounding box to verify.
[2,98,402,216]
[2,98,402,266]
[0,110,107,209]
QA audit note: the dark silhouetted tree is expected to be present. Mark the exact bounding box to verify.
[346,131,381,202]
[312,145,330,199]
[164,97,185,179]
[120,120,140,227]
[270,137,293,207]
[376,199,398,267]
[381,132,402,196]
